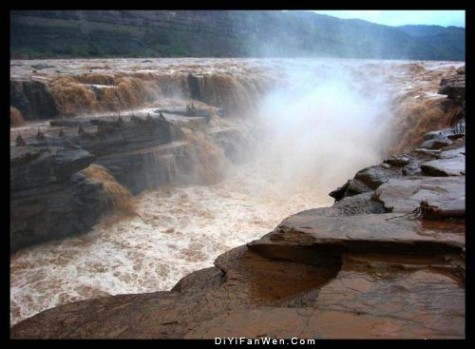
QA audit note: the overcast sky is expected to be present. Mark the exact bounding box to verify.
[312,10,465,28]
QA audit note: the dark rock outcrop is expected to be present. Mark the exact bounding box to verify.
[10,112,248,249]
[10,145,112,251]
[10,79,59,120]
[9,115,175,250]
[331,131,465,203]
[439,71,465,102]
[438,66,465,124]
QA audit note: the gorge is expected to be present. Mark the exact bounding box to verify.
[10,57,465,339]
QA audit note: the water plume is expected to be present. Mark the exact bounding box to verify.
[254,60,393,193]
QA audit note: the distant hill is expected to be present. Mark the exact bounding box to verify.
[10,10,465,61]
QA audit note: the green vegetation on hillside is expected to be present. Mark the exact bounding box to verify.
[10,10,465,61]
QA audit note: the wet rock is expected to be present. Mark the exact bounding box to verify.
[345,178,373,196]
[376,176,465,216]
[420,138,452,150]
[413,148,441,158]
[383,155,410,167]
[328,180,350,201]
[330,167,397,200]
[187,73,203,102]
[10,83,29,114]
[354,166,391,189]
[333,192,387,215]
[53,148,97,180]
[248,211,463,259]
[187,266,465,340]
[76,117,172,157]
[97,141,193,194]
[15,134,26,146]
[438,68,465,123]
[10,146,95,191]
[439,145,465,159]
[312,268,464,338]
[421,157,465,176]
[10,111,249,252]
[171,267,224,293]
[420,125,464,150]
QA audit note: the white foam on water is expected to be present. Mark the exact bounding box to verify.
[10,159,332,326]
[10,57,464,326]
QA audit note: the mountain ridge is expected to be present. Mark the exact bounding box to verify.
[10,10,465,60]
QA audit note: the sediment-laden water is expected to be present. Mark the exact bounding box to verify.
[10,58,463,325]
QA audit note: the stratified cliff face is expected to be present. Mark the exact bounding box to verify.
[10,71,465,339]
[11,10,464,60]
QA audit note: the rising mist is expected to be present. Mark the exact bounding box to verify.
[248,59,392,194]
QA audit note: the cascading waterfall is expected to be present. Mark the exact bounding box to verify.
[10,57,464,326]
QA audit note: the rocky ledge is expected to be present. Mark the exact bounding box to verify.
[10,143,111,252]
[10,124,465,338]
[10,107,250,252]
